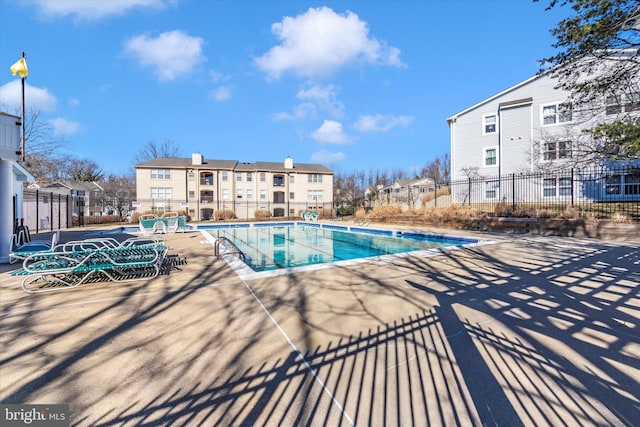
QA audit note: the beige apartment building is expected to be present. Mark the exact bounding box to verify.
[135,153,334,221]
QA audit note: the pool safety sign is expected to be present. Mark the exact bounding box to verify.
[1,404,69,426]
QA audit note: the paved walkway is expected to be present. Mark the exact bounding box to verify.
[0,227,638,426]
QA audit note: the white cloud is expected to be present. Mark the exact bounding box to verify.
[208,86,231,102]
[255,6,404,79]
[273,83,344,121]
[0,80,57,113]
[123,30,206,81]
[68,97,80,107]
[209,69,230,83]
[27,0,170,21]
[297,84,344,117]
[311,119,352,144]
[353,114,413,133]
[310,150,345,165]
[272,103,315,121]
[49,117,81,135]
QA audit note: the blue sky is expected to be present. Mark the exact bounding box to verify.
[0,0,569,176]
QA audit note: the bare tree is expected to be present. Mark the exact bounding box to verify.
[64,157,104,181]
[102,174,136,219]
[420,153,450,183]
[134,139,181,164]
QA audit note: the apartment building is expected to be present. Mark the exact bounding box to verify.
[135,153,334,221]
[447,66,640,204]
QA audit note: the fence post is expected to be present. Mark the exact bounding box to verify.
[512,174,516,211]
[36,189,39,233]
[468,178,472,206]
[434,179,438,208]
[50,191,54,231]
[570,168,574,206]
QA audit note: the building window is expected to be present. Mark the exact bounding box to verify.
[559,177,572,196]
[260,172,266,182]
[273,191,285,203]
[247,189,253,199]
[543,178,557,197]
[188,191,195,199]
[308,174,323,183]
[151,169,171,179]
[289,175,295,183]
[485,180,499,199]
[151,188,172,198]
[236,190,243,199]
[200,172,213,185]
[626,92,640,112]
[543,141,572,161]
[247,172,253,182]
[624,172,640,195]
[542,103,572,125]
[273,175,284,186]
[307,190,323,201]
[222,171,229,181]
[606,95,622,115]
[483,114,497,134]
[608,93,640,114]
[188,171,195,181]
[200,190,213,203]
[484,148,497,166]
[222,189,229,200]
[236,172,242,182]
[290,192,295,199]
[259,189,266,199]
[606,175,622,195]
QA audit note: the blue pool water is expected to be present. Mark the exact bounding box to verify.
[205,223,477,272]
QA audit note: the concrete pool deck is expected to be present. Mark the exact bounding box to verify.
[0,225,638,426]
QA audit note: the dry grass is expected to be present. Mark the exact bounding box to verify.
[610,211,634,223]
[214,210,236,220]
[254,210,272,219]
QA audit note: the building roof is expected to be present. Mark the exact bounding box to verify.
[446,71,548,122]
[136,157,332,174]
[136,157,238,169]
[235,161,332,173]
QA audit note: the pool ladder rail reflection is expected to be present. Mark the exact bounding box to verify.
[214,236,246,261]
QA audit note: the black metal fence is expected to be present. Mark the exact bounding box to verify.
[449,165,640,220]
[133,199,337,221]
[21,189,75,233]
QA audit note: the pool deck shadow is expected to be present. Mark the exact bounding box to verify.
[0,225,638,426]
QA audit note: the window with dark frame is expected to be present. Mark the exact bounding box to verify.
[485,148,497,166]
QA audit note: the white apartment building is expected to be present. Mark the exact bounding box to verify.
[447,67,640,204]
[135,153,334,221]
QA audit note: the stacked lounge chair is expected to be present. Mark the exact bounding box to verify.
[11,236,167,293]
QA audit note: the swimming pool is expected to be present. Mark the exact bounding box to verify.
[203,222,480,276]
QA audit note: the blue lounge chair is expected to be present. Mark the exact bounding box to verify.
[9,231,60,264]
[11,240,167,293]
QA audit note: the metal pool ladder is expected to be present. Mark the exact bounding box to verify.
[214,237,246,261]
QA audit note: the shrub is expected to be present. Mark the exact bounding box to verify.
[215,210,236,220]
[254,210,272,219]
[610,211,633,223]
[369,205,403,218]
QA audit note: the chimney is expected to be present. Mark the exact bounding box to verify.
[192,152,204,166]
[284,156,293,169]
